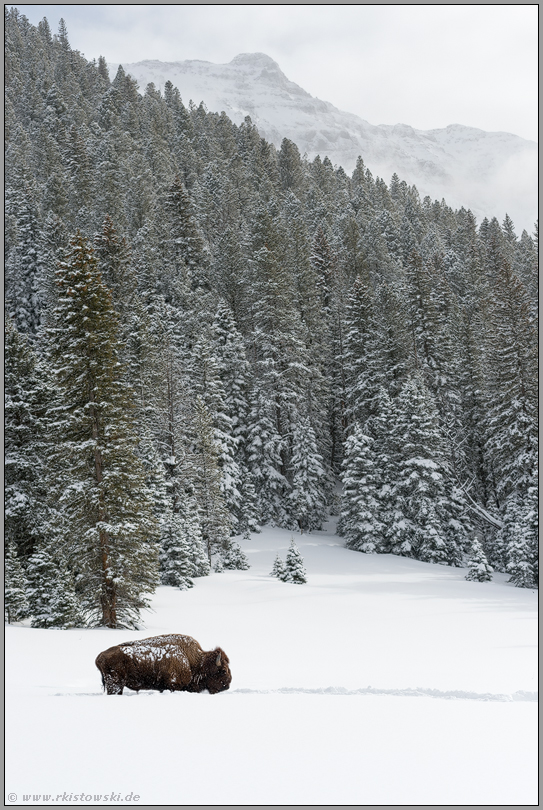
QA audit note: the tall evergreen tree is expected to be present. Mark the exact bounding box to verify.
[388,375,467,566]
[288,416,327,532]
[4,319,53,560]
[340,425,384,553]
[189,396,232,564]
[46,232,160,628]
[483,260,538,511]
[4,540,30,623]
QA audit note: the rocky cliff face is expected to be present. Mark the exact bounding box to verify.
[111,53,537,232]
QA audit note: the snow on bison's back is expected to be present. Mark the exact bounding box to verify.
[95,633,231,695]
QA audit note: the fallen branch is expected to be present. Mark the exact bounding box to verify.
[464,491,503,529]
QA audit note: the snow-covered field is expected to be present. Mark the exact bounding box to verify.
[6,520,538,806]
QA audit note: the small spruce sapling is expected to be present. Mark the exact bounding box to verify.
[285,539,307,584]
[465,537,493,582]
[270,552,287,580]
[222,538,250,570]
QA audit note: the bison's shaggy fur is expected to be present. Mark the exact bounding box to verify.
[95,634,231,695]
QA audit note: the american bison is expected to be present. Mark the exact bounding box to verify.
[95,634,231,695]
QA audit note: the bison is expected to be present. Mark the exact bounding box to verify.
[95,634,231,695]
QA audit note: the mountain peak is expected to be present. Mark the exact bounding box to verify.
[111,55,536,230]
[229,52,281,71]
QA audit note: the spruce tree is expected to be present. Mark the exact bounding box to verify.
[388,375,464,565]
[189,396,232,564]
[159,510,195,590]
[222,538,251,570]
[4,319,53,560]
[340,425,384,554]
[343,275,377,425]
[185,497,212,577]
[191,331,244,533]
[246,387,290,527]
[270,552,287,580]
[4,541,30,623]
[26,540,83,628]
[162,174,210,289]
[288,416,327,532]
[211,302,259,533]
[500,497,537,589]
[284,538,307,584]
[5,172,42,335]
[484,261,538,509]
[465,538,493,582]
[46,232,160,628]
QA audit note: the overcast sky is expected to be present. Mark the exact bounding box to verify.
[15,4,538,142]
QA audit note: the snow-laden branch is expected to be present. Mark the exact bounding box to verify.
[463,490,503,530]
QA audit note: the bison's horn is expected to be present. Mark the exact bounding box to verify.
[216,652,221,667]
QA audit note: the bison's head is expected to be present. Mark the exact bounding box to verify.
[198,647,232,694]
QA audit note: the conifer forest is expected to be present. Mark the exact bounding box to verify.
[4,10,538,630]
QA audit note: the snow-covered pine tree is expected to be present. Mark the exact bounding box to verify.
[520,480,539,588]
[142,295,214,584]
[483,260,538,515]
[46,232,160,628]
[26,539,83,628]
[270,552,286,580]
[159,509,195,590]
[388,375,464,566]
[5,171,42,335]
[4,541,30,623]
[247,200,314,522]
[213,225,251,328]
[162,174,211,290]
[284,538,307,584]
[465,537,493,582]
[246,386,290,527]
[191,331,244,534]
[137,426,199,589]
[281,192,328,438]
[185,497,212,577]
[374,281,414,397]
[222,538,250,570]
[211,300,259,533]
[189,396,232,564]
[339,424,384,554]
[365,386,400,555]
[37,212,69,327]
[499,496,537,589]
[94,215,137,331]
[343,274,378,426]
[4,319,53,561]
[288,416,327,532]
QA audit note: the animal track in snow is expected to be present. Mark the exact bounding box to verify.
[229,686,537,702]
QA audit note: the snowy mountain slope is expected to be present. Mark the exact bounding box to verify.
[6,521,538,804]
[110,53,538,232]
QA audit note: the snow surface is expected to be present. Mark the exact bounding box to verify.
[5,519,538,805]
[110,53,538,233]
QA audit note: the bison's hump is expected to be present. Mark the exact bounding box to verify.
[117,634,202,664]
[120,634,199,649]
[121,643,189,664]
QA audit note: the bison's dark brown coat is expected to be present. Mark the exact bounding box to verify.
[95,634,231,695]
